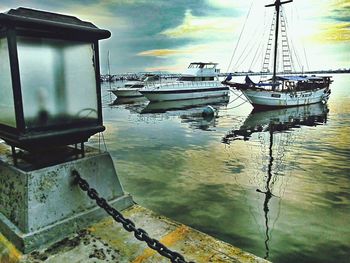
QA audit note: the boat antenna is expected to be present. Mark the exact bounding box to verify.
[107,50,112,101]
[265,0,293,84]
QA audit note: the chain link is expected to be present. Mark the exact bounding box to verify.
[72,170,194,263]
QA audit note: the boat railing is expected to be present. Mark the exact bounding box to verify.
[144,80,221,89]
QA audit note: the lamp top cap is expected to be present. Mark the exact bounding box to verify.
[0,7,111,40]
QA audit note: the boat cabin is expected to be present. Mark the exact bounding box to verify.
[180,62,220,81]
[247,75,332,92]
[276,76,332,92]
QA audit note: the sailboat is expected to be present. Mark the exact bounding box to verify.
[223,0,332,108]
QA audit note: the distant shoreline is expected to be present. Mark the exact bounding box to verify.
[220,69,350,77]
[100,69,349,82]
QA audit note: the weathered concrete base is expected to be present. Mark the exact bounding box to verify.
[1,205,269,263]
[0,146,134,253]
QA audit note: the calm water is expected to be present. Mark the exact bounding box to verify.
[91,75,350,262]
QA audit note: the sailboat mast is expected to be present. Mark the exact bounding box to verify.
[272,3,280,83]
[107,50,111,77]
[265,0,293,83]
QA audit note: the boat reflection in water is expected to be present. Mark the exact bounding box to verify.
[223,102,328,142]
[111,96,148,105]
[141,96,229,131]
[222,103,328,259]
[109,96,148,114]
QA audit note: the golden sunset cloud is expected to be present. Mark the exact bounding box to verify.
[317,22,350,42]
[160,10,236,39]
[137,49,189,57]
[137,44,208,58]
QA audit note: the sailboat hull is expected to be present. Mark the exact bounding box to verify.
[241,88,330,108]
[141,87,229,102]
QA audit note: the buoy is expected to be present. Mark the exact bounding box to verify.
[202,105,216,118]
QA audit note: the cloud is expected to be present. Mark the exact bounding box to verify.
[328,0,350,22]
[61,2,128,29]
[144,65,184,72]
[314,22,350,42]
[160,9,236,39]
[2,0,347,72]
[137,44,208,58]
[205,0,251,10]
[137,48,190,57]
[137,39,239,73]
[308,0,350,43]
[330,0,350,9]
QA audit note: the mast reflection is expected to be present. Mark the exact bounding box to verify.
[222,103,328,259]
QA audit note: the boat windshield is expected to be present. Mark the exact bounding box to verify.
[178,76,215,81]
[124,84,144,88]
[142,75,160,82]
[188,63,216,69]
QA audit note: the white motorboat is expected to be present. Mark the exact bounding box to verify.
[109,74,161,98]
[223,0,332,109]
[140,62,229,102]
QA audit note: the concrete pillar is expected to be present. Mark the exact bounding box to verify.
[0,146,133,253]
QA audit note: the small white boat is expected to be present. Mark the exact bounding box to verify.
[140,62,229,102]
[109,74,161,98]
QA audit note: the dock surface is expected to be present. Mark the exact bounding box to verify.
[0,205,268,263]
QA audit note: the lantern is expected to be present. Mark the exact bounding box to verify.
[0,7,110,153]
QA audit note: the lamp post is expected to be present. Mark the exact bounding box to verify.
[0,7,109,158]
[0,7,133,253]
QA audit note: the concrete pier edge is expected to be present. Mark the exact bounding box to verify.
[0,146,134,253]
[0,194,134,253]
[1,204,270,262]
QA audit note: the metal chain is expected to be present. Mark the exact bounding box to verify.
[71,170,194,263]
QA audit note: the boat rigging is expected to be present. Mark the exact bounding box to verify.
[223,0,332,108]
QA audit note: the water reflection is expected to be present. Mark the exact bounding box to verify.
[223,103,329,259]
[98,76,350,262]
[109,97,148,114]
[223,103,328,143]
[141,96,229,131]
[112,96,148,105]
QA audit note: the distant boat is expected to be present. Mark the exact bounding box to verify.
[140,62,229,102]
[223,0,332,108]
[109,74,161,98]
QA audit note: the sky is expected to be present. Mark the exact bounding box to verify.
[0,0,349,74]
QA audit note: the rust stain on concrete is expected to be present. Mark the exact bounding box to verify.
[0,233,22,263]
[132,225,190,263]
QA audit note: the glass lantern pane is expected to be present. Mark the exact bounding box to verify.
[17,37,98,129]
[0,37,16,127]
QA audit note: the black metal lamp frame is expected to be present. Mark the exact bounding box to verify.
[0,8,110,153]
